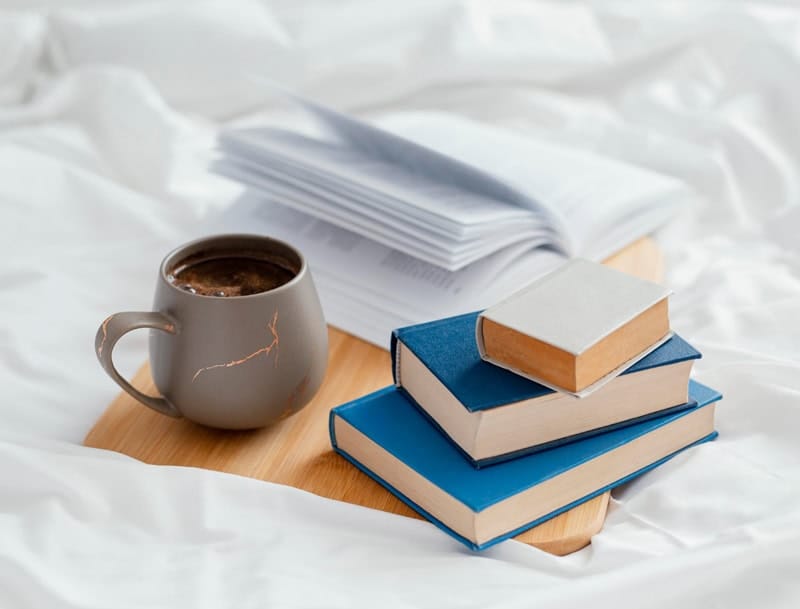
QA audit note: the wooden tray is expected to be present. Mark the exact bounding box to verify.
[84,238,662,555]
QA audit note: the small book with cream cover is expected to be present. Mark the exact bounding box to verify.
[476,259,672,396]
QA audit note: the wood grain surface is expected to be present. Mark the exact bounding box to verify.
[84,237,663,555]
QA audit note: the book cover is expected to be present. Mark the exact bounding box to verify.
[330,380,721,551]
[392,311,700,412]
[476,259,673,395]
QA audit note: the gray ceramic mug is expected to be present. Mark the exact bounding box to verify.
[95,234,328,429]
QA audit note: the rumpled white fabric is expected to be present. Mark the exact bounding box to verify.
[1,1,799,606]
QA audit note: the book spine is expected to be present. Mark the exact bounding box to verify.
[328,409,340,450]
[474,314,488,359]
[390,331,401,386]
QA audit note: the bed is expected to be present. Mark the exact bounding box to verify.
[1,1,799,606]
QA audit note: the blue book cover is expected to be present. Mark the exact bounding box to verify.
[391,311,701,412]
[391,311,702,466]
[330,380,721,551]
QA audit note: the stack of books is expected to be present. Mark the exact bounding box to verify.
[329,259,722,550]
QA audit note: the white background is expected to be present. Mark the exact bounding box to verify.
[1,1,799,607]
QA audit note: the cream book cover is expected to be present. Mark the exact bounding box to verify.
[476,259,672,396]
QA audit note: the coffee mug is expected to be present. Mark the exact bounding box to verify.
[95,234,328,429]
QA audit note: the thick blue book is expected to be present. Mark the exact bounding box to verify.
[392,311,702,466]
[330,380,721,551]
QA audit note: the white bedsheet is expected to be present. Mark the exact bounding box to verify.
[1,1,799,606]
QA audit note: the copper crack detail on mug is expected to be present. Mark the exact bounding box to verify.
[97,316,111,357]
[191,310,279,383]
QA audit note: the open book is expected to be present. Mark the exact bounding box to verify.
[216,97,691,271]
[211,96,693,345]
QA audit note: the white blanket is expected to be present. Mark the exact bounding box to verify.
[1,1,799,606]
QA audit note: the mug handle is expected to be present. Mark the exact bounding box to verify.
[95,312,182,418]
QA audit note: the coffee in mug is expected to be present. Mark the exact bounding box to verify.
[167,249,297,297]
[95,234,328,429]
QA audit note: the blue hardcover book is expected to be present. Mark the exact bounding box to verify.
[330,380,721,551]
[392,311,702,466]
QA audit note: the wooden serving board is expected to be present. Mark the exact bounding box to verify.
[85,238,663,555]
